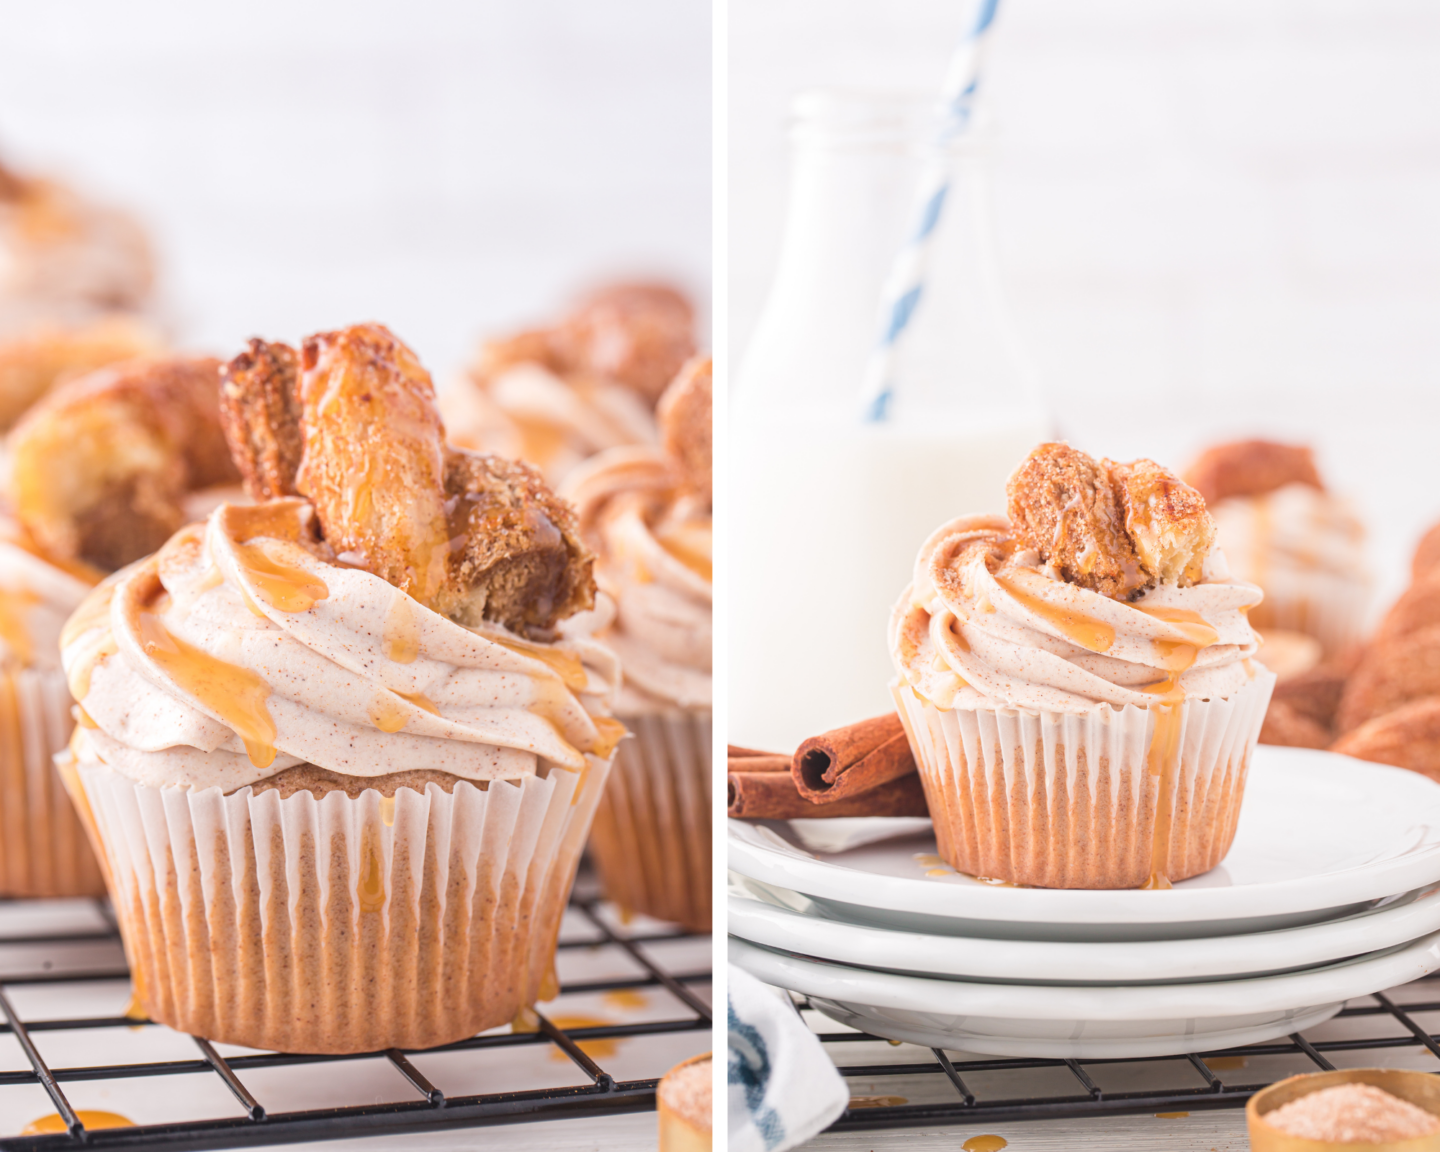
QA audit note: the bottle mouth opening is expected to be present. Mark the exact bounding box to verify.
[788,88,994,153]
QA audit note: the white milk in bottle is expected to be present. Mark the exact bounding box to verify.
[731,91,1050,751]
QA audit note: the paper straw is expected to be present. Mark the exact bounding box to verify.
[858,0,1002,423]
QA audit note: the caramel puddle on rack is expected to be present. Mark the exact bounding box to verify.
[1155,1111,1190,1119]
[849,1095,909,1109]
[384,594,420,664]
[1136,605,1218,890]
[546,1016,621,1062]
[22,1112,134,1135]
[233,538,328,613]
[138,613,278,768]
[1204,1055,1247,1071]
[121,988,148,1030]
[994,574,1115,652]
[961,1136,1007,1152]
[602,988,647,1011]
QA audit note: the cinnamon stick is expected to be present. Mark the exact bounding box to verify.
[727,768,929,820]
[792,712,916,803]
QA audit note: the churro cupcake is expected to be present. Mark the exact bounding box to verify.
[0,156,161,430]
[0,355,238,897]
[60,324,622,1054]
[1185,440,1370,656]
[442,282,696,484]
[890,443,1273,890]
[563,357,711,931]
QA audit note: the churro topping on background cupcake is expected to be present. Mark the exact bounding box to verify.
[442,282,697,481]
[62,323,621,791]
[892,443,1262,713]
[562,357,711,710]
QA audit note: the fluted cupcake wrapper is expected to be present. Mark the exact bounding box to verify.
[1248,571,1370,656]
[0,668,105,898]
[894,671,1275,890]
[73,755,611,1054]
[587,709,712,932]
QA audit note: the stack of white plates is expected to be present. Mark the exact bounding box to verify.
[728,745,1440,1058]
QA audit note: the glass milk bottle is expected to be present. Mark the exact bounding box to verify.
[731,89,1050,752]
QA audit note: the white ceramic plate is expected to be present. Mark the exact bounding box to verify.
[728,931,1440,1058]
[728,876,1440,984]
[728,746,1440,941]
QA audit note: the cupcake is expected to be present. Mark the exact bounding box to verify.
[890,443,1274,890]
[0,156,162,430]
[1184,440,1370,656]
[562,357,711,931]
[0,355,238,897]
[60,324,623,1054]
[441,282,696,484]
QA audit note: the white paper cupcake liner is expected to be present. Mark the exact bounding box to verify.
[0,667,104,897]
[587,709,712,932]
[894,671,1275,890]
[73,754,611,1054]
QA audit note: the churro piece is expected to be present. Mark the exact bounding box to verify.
[0,315,162,431]
[218,324,594,634]
[1413,523,1440,582]
[1271,655,1355,732]
[553,282,696,404]
[438,448,594,631]
[657,355,712,502]
[1372,571,1440,644]
[1335,627,1440,732]
[217,339,302,501]
[1331,697,1440,782]
[1183,440,1323,506]
[1005,443,1214,598]
[7,355,237,570]
[1259,699,1331,749]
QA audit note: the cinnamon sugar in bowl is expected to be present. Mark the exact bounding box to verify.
[1248,1070,1440,1151]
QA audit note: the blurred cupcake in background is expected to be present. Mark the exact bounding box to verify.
[442,282,697,485]
[563,355,712,931]
[0,355,238,897]
[0,156,163,430]
[1185,440,1371,657]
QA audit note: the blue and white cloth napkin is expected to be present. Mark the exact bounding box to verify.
[728,963,849,1151]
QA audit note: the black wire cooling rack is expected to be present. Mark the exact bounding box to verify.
[0,883,712,1151]
[795,977,1440,1133]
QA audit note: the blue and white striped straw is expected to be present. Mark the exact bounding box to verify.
[858,0,1002,423]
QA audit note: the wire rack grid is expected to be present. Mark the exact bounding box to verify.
[0,881,712,1151]
[791,975,1440,1135]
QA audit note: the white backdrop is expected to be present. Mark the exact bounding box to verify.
[0,0,711,384]
[731,0,1440,612]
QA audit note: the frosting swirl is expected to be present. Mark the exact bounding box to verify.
[62,500,622,791]
[891,514,1263,714]
[563,446,711,711]
[0,522,96,670]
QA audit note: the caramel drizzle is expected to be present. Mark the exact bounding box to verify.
[137,613,278,769]
[653,519,713,582]
[232,538,329,613]
[484,633,588,692]
[0,589,37,665]
[993,573,1115,653]
[384,594,420,664]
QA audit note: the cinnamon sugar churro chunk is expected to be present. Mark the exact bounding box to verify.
[218,323,593,634]
[1183,439,1323,506]
[1005,443,1215,599]
[657,355,712,502]
[8,355,238,570]
[552,282,697,404]
[1335,627,1440,733]
[1414,522,1440,581]
[217,338,302,500]
[1332,698,1440,781]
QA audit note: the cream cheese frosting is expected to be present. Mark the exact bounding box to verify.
[1210,481,1369,598]
[61,499,623,791]
[0,523,96,671]
[562,446,711,711]
[891,514,1264,714]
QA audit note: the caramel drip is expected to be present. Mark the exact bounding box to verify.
[925,868,951,877]
[75,705,98,729]
[233,539,329,613]
[238,586,268,619]
[653,519,713,582]
[137,614,277,768]
[590,716,627,760]
[357,831,385,912]
[1141,668,1190,891]
[60,580,116,650]
[545,1016,620,1062]
[4,523,104,587]
[384,594,420,664]
[961,1138,1008,1152]
[122,990,148,1022]
[510,1005,541,1033]
[1131,603,1219,648]
[22,1112,134,1136]
[486,633,588,692]
[0,589,37,664]
[994,574,1115,652]
[224,500,311,544]
[69,633,118,701]
[602,988,647,1010]
[368,694,410,733]
[397,689,439,715]
[850,1096,911,1109]
[379,795,395,827]
[539,962,561,1002]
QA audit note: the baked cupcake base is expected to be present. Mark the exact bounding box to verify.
[0,667,105,897]
[587,710,711,932]
[71,754,611,1054]
[894,672,1274,890]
